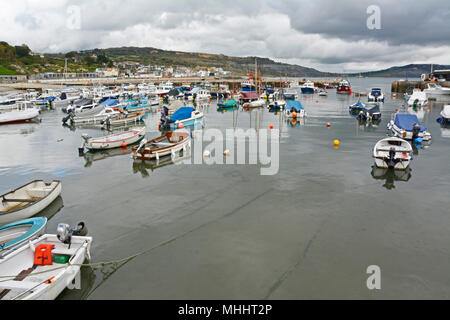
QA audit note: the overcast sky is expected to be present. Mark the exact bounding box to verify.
[2,0,449,72]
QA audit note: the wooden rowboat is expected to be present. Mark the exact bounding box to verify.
[0,181,61,225]
[132,130,190,160]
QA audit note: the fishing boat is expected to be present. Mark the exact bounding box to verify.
[357,103,381,122]
[217,99,238,108]
[0,102,40,125]
[284,100,306,118]
[336,80,352,94]
[373,137,412,170]
[63,98,95,114]
[159,106,203,130]
[367,88,385,102]
[80,127,145,152]
[407,89,428,107]
[0,223,92,300]
[349,101,366,114]
[387,113,432,142]
[283,88,298,100]
[300,81,315,94]
[0,217,47,255]
[132,130,191,160]
[437,104,450,124]
[0,181,61,225]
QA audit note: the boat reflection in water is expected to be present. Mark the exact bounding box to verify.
[57,265,96,300]
[286,117,305,128]
[81,146,133,168]
[132,149,190,178]
[35,195,64,221]
[371,166,412,190]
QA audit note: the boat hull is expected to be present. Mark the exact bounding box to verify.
[0,181,61,225]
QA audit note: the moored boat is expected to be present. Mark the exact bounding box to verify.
[284,100,306,118]
[217,99,238,108]
[0,223,92,300]
[387,113,432,142]
[368,88,385,102]
[0,102,40,125]
[407,89,428,107]
[0,217,47,255]
[357,103,381,122]
[437,104,450,124]
[80,127,145,151]
[373,137,412,170]
[159,106,203,130]
[300,81,315,94]
[336,80,352,94]
[349,101,366,114]
[132,130,191,160]
[0,181,61,225]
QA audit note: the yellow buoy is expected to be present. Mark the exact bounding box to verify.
[333,139,340,147]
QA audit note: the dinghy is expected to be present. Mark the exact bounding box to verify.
[80,127,145,151]
[387,113,432,142]
[0,181,61,225]
[159,106,203,130]
[373,137,412,170]
[0,222,92,300]
[0,217,47,255]
[0,102,40,125]
[268,100,286,109]
[318,89,328,96]
[132,130,191,160]
[284,100,306,118]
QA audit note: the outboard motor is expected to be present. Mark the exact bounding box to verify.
[412,123,421,141]
[62,110,74,124]
[159,106,170,130]
[387,147,396,169]
[57,222,88,248]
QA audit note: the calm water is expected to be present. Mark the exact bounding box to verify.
[1,77,449,299]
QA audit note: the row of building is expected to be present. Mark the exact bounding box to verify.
[0,64,233,83]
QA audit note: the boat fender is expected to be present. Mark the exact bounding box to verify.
[34,244,55,266]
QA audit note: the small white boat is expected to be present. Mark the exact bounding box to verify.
[67,107,120,125]
[439,104,450,124]
[81,127,145,151]
[407,89,428,107]
[373,137,412,170]
[368,88,385,102]
[318,89,328,96]
[102,112,145,127]
[244,99,265,108]
[0,223,92,300]
[0,102,40,125]
[0,181,61,225]
[132,130,191,160]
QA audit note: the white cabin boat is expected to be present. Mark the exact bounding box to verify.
[407,89,428,107]
[0,102,40,125]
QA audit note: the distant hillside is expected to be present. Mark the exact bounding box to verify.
[47,46,335,77]
[354,64,450,78]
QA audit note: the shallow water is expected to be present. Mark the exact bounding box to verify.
[1,77,450,299]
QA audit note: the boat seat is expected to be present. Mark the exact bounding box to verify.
[151,142,174,147]
[0,279,40,291]
[26,188,52,198]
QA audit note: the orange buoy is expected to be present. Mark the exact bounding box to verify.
[270,124,274,129]
[178,123,184,129]
[326,122,331,127]
[121,142,127,147]
[292,112,297,118]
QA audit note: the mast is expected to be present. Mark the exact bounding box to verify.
[255,58,258,98]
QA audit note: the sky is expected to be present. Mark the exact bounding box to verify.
[1,0,449,73]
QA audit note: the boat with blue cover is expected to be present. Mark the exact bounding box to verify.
[387,113,432,142]
[284,100,306,118]
[0,217,47,256]
[349,101,366,114]
[159,106,203,130]
[357,103,381,122]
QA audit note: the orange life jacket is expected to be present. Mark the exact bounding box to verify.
[34,244,55,266]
